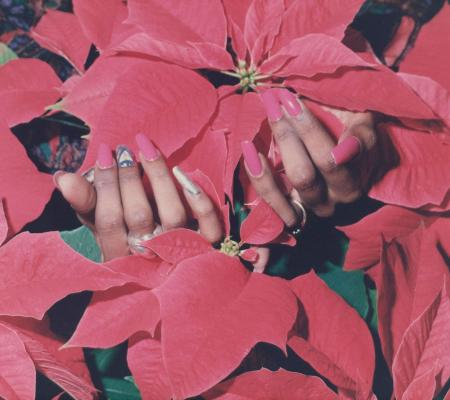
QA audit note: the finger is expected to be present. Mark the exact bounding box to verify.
[53,171,96,228]
[241,140,298,227]
[136,134,187,230]
[116,145,155,245]
[331,113,377,166]
[252,247,270,273]
[172,166,223,243]
[277,89,360,208]
[94,143,128,261]
[260,90,326,209]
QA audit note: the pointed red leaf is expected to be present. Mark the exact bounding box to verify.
[244,0,284,63]
[0,59,61,127]
[262,34,373,77]
[154,252,298,398]
[81,61,217,170]
[127,332,172,400]
[211,93,266,200]
[287,66,436,119]
[0,231,135,319]
[392,282,450,399]
[0,323,35,400]
[144,228,212,265]
[0,124,54,235]
[289,271,375,399]
[204,368,338,399]
[226,16,247,61]
[369,124,450,210]
[0,200,8,245]
[222,0,253,32]
[73,0,129,51]
[67,284,160,349]
[2,317,96,400]
[240,200,284,245]
[272,0,364,53]
[31,10,91,73]
[338,205,432,271]
[127,0,227,47]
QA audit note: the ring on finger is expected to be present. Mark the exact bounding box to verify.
[289,199,307,236]
[127,224,163,255]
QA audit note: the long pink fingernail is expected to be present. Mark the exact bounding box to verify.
[97,143,114,169]
[135,133,160,161]
[241,141,263,177]
[260,90,283,122]
[331,136,362,166]
[277,89,302,117]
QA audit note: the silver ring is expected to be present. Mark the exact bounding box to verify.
[290,199,307,236]
[128,225,162,255]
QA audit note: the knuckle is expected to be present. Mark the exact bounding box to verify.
[340,188,362,204]
[96,213,124,234]
[94,175,118,190]
[163,211,187,230]
[321,156,340,174]
[313,203,335,218]
[288,168,318,193]
[195,202,215,219]
[148,164,170,180]
[273,124,296,143]
[126,209,153,230]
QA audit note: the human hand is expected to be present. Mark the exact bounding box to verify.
[242,88,378,229]
[53,134,223,261]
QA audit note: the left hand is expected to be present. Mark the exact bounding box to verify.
[242,88,378,227]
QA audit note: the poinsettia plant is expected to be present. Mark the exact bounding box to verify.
[0,0,449,399]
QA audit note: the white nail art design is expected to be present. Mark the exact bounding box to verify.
[172,166,200,195]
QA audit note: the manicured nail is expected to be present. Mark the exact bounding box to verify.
[97,143,114,169]
[260,90,283,122]
[331,136,362,166]
[277,89,302,118]
[52,171,65,190]
[116,145,136,168]
[172,166,201,195]
[135,133,160,161]
[241,141,263,177]
[82,168,95,184]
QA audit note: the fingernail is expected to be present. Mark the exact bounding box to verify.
[82,168,95,184]
[172,166,201,195]
[331,136,362,166]
[97,143,114,169]
[135,133,160,161]
[52,171,65,190]
[241,141,263,177]
[116,145,136,168]
[260,90,283,122]
[277,89,302,117]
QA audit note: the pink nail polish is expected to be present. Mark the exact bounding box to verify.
[277,89,302,117]
[241,141,263,177]
[97,143,114,169]
[331,136,362,166]
[260,90,283,122]
[135,133,160,161]
[52,170,65,190]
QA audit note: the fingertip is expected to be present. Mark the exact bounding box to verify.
[57,172,96,214]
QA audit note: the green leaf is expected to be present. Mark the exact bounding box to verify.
[60,225,101,262]
[91,347,125,376]
[0,43,18,65]
[101,377,141,400]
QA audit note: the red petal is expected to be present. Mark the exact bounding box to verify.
[392,281,450,399]
[154,252,297,398]
[289,271,375,399]
[0,201,8,245]
[263,34,373,77]
[67,285,160,348]
[287,66,436,119]
[73,0,129,51]
[203,368,338,399]
[0,124,54,235]
[2,317,96,400]
[0,231,134,319]
[128,332,172,400]
[338,205,431,271]
[127,0,227,47]
[369,124,450,210]
[212,93,266,201]
[240,200,284,245]
[244,0,284,63]
[271,0,364,53]
[144,228,212,265]
[81,61,217,170]
[222,0,253,32]
[0,59,61,127]
[0,323,35,400]
[226,16,247,61]
[31,9,91,73]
